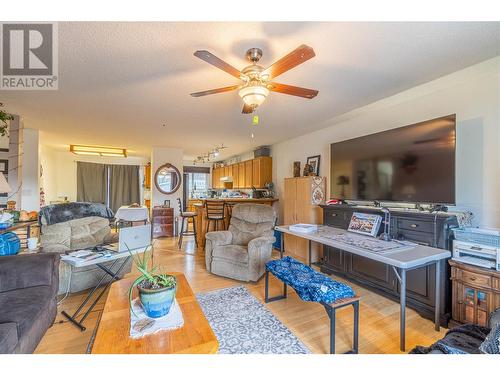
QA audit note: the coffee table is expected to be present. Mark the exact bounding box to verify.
[90,272,218,354]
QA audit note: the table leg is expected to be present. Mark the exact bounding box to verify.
[280,233,284,259]
[400,268,406,352]
[435,260,441,331]
[308,240,312,266]
[61,257,129,331]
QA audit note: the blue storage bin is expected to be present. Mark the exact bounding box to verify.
[0,232,21,256]
[273,229,282,250]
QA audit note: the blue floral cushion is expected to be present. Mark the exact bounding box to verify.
[266,256,355,304]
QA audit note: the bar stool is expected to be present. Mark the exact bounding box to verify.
[177,198,198,249]
[225,202,236,221]
[205,200,226,233]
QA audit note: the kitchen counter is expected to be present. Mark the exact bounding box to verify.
[193,198,278,248]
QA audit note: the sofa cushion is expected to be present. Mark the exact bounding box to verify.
[0,323,18,354]
[212,245,249,264]
[0,286,57,353]
[228,204,276,246]
[41,216,112,251]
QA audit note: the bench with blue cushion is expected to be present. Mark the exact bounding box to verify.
[265,256,360,354]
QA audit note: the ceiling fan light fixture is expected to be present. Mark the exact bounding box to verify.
[239,85,269,107]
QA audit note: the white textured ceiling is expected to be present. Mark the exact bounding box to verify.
[2,22,500,160]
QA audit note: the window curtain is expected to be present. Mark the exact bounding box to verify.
[76,162,107,204]
[109,164,140,213]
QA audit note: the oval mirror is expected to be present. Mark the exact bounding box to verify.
[154,163,181,194]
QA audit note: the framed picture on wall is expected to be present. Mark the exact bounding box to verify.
[306,155,321,176]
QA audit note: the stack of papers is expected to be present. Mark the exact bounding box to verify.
[61,249,113,264]
[289,224,319,233]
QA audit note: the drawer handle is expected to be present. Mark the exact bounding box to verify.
[469,277,477,281]
[331,213,338,217]
[410,223,418,228]
[471,246,482,251]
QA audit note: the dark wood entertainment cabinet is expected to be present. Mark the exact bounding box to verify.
[320,204,459,326]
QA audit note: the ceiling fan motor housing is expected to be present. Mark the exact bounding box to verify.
[246,48,263,63]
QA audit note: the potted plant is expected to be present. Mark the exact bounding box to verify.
[128,247,177,318]
[0,104,14,137]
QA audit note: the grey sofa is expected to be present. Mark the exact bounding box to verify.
[205,203,276,282]
[0,253,60,353]
[39,204,129,294]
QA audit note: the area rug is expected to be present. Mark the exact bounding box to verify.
[196,285,310,354]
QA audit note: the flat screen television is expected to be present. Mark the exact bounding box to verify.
[330,114,456,204]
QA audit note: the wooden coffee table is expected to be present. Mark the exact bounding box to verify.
[90,272,218,354]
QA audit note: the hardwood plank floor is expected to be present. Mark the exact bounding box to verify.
[35,237,446,354]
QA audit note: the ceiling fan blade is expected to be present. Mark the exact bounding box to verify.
[261,45,316,80]
[242,104,254,114]
[190,85,240,97]
[194,50,243,79]
[268,82,318,99]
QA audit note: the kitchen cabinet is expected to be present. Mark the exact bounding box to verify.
[252,156,272,188]
[211,156,272,190]
[238,162,245,188]
[244,160,253,188]
[212,168,221,189]
[232,164,239,188]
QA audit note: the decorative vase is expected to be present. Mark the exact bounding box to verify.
[137,281,177,318]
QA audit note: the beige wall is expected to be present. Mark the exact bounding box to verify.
[151,147,184,217]
[271,56,500,227]
[39,145,148,205]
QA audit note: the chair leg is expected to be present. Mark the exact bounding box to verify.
[192,217,198,248]
[178,217,185,249]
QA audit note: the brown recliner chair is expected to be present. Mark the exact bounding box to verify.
[205,203,276,282]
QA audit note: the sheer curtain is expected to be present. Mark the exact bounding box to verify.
[109,164,140,213]
[76,162,107,204]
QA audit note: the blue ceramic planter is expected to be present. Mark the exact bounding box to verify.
[138,281,177,318]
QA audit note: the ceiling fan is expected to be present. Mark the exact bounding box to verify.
[190,45,319,114]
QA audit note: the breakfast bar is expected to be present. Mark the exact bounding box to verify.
[194,198,278,248]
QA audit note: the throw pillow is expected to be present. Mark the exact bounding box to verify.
[479,324,500,354]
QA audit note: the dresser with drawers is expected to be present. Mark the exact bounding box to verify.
[152,206,174,238]
[320,204,458,326]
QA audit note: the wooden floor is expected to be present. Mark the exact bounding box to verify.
[35,237,446,354]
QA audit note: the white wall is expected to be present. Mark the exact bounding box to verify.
[40,145,148,204]
[152,147,184,217]
[21,128,40,211]
[271,56,500,227]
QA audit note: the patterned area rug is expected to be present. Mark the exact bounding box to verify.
[196,285,310,354]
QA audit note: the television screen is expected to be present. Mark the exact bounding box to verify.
[330,115,456,204]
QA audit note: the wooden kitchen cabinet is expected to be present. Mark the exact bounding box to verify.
[144,163,151,189]
[211,157,272,190]
[211,168,220,188]
[252,156,272,188]
[232,164,239,188]
[238,162,245,188]
[244,160,253,188]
